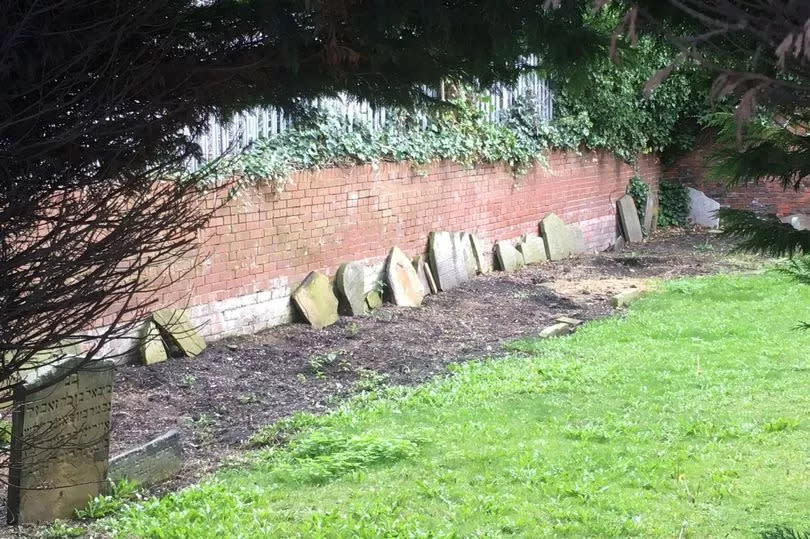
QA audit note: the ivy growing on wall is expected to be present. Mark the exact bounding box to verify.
[222,11,709,189]
[627,175,651,233]
[657,180,690,227]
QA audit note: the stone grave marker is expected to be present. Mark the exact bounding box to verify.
[687,187,720,229]
[140,320,167,365]
[469,234,491,274]
[517,234,548,265]
[429,231,465,291]
[152,309,206,357]
[460,233,478,278]
[452,233,473,282]
[412,256,433,296]
[495,241,525,272]
[540,213,574,261]
[617,195,643,243]
[386,247,425,307]
[365,290,383,310]
[292,271,339,329]
[8,356,115,524]
[423,263,438,294]
[335,262,368,316]
[643,193,655,233]
[108,430,182,489]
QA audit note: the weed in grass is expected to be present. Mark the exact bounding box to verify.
[43,520,85,539]
[75,479,140,520]
[763,417,800,433]
[308,350,349,378]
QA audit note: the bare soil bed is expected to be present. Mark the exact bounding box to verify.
[110,229,761,490]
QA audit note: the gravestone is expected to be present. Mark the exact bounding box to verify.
[335,262,368,316]
[424,263,438,294]
[108,430,182,489]
[495,241,525,272]
[616,195,644,243]
[539,323,574,339]
[386,247,425,307]
[570,226,587,255]
[540,213,574,261]
[152,309,206,357]
[687,187,720,229]
[8,357,115,523]
[460,233,478,278]
[452,233,473,282]
[517,234,548,265]
[469,234,491,274]
[412,256,433,296]
[292,271,339,329]
[783,214,810,231]
[643,193,655,233]
[428,231,465,291]
[140,321,167,365]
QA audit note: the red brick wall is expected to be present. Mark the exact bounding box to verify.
[133,150,659,341]
[664,143,810,216]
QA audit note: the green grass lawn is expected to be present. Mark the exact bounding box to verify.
[103,274,810,538]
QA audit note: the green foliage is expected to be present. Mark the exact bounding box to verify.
[762,527,810,539]
[43,520,85,539]
[657,180,690,227]
[626,175,650,232]
[104,274,810,537]
[75,479,140,520]
[720,209,810,257]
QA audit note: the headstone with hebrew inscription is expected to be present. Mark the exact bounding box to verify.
[8,357,115,523]
[617,195,644,243]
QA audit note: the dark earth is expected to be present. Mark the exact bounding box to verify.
[109,229,761,491]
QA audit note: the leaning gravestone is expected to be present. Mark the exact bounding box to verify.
[108,430,182,489]
[140,320,167,365]
[687,187,720,229]
[387,247,425,307]
[335,262,368,316]
[517,234,548,265]
[423,263,438,294]
[616,195,644,243]
[428,231,465,291]
[8,356,115,523]
[460,233,479,278]
[469,234,491,274]
[643,193,655,233]
[152,309,206,357]
[412,256,434,296]
[292,271,339,329]
[540,213,574,261]
[495,241,526,272]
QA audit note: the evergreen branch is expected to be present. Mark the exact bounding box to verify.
[761,527,810,539]
[718,208,810,257]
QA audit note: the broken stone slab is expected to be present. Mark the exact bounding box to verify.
[387,247,425,307]
[108,430,182,490]
[495,241,525,272]
[611,288,644,308]
[782,214,810,231]
[555,316,583,327]
[365,290,383,310]
[335,262,368,316]
[469,234,491,274]
[570,226,587,255]
[424,263,438,294]
[429,231,466,291]
[539,323,574,339]
[460,233,478,278]
[540,213,574,261]
[687,187,720,228]
[292,271,339,329]
[412,255,435,296]
[140,321,167,365]
[517,234,548,265]
[152,309,206,358]
[617,195,644,243]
